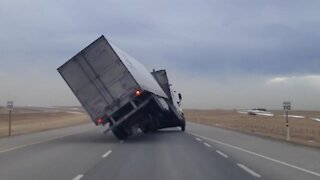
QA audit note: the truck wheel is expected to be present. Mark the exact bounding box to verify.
[141,127,150,134]
[112,127,128,140]
[181,120,186,132]
[112,128,124,140]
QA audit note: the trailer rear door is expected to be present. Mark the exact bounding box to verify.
[58,37,137,121]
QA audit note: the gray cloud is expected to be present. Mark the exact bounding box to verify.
[0,0,320,109]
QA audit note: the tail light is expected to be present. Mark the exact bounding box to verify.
[97,118,103,125]
[135,90,142,97]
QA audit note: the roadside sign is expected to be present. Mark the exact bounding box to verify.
[283,101,291,141]
[7,101,14,111]
[283,101,291,111]
[6,101,14,136]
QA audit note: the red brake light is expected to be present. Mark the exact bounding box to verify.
[97,118,103,125]
[135,90,142,97]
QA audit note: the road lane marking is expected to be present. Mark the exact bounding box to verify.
[188,131,320,178]
[204,142,211,147]
[216,150,228,158]
[196,138,202,142]
[102,150,112,158]
[237,163,261,178]
[0,129,92,154]
[72,174,84,180]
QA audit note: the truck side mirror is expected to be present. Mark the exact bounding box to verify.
[178,93,182,101]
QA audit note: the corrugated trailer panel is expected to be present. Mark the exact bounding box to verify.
[58,37,138,120]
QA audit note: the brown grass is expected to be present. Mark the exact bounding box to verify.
[0,110,90,137]
[185,109,320,147]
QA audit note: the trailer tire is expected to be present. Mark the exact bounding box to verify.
[112,126,128,140]
[141,127,150,134]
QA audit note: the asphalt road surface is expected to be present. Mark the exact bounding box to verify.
[0,122,320,180]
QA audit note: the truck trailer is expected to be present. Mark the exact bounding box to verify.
[58,35,185,139]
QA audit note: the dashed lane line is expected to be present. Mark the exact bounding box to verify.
[102,150,112,158]
[188,131,320,178]
[237,163,261,178]
[216,150,229,158]
[72,174,84,180]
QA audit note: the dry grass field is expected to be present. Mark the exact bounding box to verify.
[1,106,320,148]
[0,106,90,137]
[185,109,320,147]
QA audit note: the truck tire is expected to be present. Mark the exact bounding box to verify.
[112,126,128,140]
[141,127,150,134]
[181,119,186,132]
[181,125,185,131]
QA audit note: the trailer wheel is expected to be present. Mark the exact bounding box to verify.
[112,127,128,140]
[141,127,150,134]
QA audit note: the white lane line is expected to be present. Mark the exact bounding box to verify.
[0,129,91,154]
[204,142,211,148]
[72,174,84,180]
[196,138,202,142]
[188,131,320,178]
[216,150,229,158]
[102,150,112,158]
[237,163,261,178]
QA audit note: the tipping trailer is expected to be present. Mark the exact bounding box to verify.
[152,69,185,126]
[58,35,185,139]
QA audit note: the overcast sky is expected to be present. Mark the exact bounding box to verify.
[1,0,320,110]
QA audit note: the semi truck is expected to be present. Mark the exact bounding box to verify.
[57,35,185,139]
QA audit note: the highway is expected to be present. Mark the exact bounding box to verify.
[0,122,320,180]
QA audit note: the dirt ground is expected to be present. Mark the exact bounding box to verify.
[0,107,90,137]
[185,109,320,148]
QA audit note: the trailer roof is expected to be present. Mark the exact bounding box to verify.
[108,40,168,98]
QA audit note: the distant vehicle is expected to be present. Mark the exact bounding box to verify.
[238,109,274,117]
[58,35,186,139]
